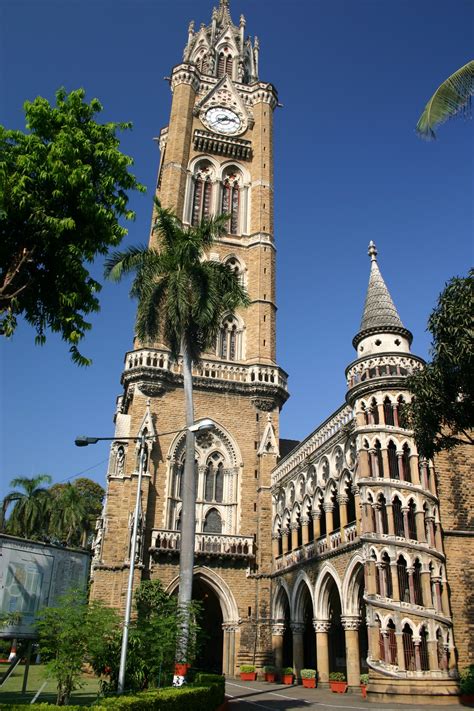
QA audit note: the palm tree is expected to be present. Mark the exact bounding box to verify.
[105,199,249,663]
[2,474,52,539]
[49,483,90,546]
[416,60,474,139]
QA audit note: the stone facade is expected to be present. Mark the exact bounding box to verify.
[90,0,472,703]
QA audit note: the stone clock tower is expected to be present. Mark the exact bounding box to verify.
[91,0,288,675]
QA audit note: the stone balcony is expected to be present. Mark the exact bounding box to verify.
[273,523,359,573]
[122,348,289,403]
[150,529,255,560]
[345,353,424,390]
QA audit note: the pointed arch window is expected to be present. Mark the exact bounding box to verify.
[401,443,412,482]
[393,496,404,537]
[225,55,233,77]
[420,626,430,670]
[192,177,212,226]
[402,624,416,671]
[221,178,240,234]
[413,558,423,606]
[203,508,222,533]
[397,555,410,602]
[387,620,398,664]
[217,52,226,78]
[375,440,384,477]
[204,453,225,503]
[370,398,379,425]
[383,397,395,426]
[219,315,241,361]
[388,440,399,479]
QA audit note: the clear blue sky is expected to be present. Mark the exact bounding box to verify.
[0,0,472,499]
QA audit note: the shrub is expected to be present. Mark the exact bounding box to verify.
[281,667,294,675]
[240,664,256,673]
[263,665,276,673]
[460,665,474,695]
[95,681,224,710]
[300,669,316,679]
[329,672,346,682]
[360,673,369,685]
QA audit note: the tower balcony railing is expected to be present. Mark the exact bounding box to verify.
[123,348,288,392]
[346,353,424,389]
[150,528,255,559]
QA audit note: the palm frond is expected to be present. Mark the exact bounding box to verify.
[104,244,151,281]
[416,60,474,139]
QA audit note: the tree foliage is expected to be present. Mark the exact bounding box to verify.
[405,270,473,458]
[1,474,52,539]
[416,60,474,139]
[36,589,119,705]
[0,87,145,364]
[90,580,203,693]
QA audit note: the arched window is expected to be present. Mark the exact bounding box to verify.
[190,162,214,226]
[172,460,184,499]
[370,398,379,425]
[413,558,423,606]
[420,626,430,671]
[388,441,399,479]
[203,508,222,533]
[221,176,240,234]
[436,630,448,670]
[219,315,241,360]
[367,494,376,533]
[346,483,356,523]
[204,453,224,502]
[397,555,410,602]
[397,396,406,427]
[393,496,404,537]
[383,397,395,426]
[217,52,225,78]
[381,552,393,598]
[378,494,389,534]
[361,402,369,425]
[375,440,384,477]
[407,499,417,540]
[387,620,398,664]
[364,440,373,477]
[401,443,412,482]
[225,54,233,77]
[402,623,416,671]
[331,487,340,530]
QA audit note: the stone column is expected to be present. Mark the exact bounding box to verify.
[397,451,405,481]
[358,448,371,478]
[314,620,331,684]
[402,506,410,539]
[434,522,443,552]
[271,622,285,671]
[369,449,377,478]
[409,454,421,485]
[433,577,443,613]
[312,512,321,541]
[390,562,400,600]
[382,448,390,479]
[272,535,280,560]
[413,637,422,671]
[415,510,426,542]
[301,517,310,546]
[386,502,395,535]
[222,623,237,677]
[428,637,438,671]
[419,460,429,490]
[441,579,451,617]
[282,527,290,553]
[353,486,361,535]
[338,495,348,541]
[291,622,305,681]
[376,562,385,597]
[396,632,405,670]
[421,565,433,607]
[407,566,416,605]
[365,559,378,595]
[342,616,361,689]
[324,504,334,545]
[428,463,437,495]
[290,523,299,551]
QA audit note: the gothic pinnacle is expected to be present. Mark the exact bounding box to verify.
[368,240,377,261]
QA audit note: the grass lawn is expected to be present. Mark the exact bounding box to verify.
[0,663,101,706]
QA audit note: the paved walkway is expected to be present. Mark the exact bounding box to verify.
[225,680,472,710]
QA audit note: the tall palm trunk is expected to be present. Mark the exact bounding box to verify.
[176,337,196,662]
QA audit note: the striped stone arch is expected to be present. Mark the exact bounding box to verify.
[341,553,365,616]
[313,562,343,620]
[272,578,292,620]
[291,570,314,622]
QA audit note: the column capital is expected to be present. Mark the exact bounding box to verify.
[301,516,310,526]
[290,622,306,634]
[271,622,285,636]
[341,615,361,631]
[323,503,334,513]
[337,494,349,505]
[313,618,331,633]
[289,522,299,531]
[222,621,239,632]
[311,511,322,520]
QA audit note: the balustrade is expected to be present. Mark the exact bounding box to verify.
[150,529,255,558]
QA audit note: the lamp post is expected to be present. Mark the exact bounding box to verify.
[75,418,215,694]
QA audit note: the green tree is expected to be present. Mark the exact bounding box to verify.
[105,199,249,664]
[2,474,52,539]
[416,60,474,139]
[36,589,119,705]
[0,87,145,365]
[405,270,473,458]
[49,478,104,547]
[90,580,203,692]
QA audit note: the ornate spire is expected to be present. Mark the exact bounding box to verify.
[353,242,412,348]
[217,0,233,25]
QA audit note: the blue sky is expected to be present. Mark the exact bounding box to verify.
[0,0,472,499]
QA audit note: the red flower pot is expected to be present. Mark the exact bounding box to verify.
[329,681,348,693]
[240,672,257,681]
[265,672,276,682]
[174,663,190,677]
[302,677,316,688]
[360,683,367,698]
[282,674,294,685]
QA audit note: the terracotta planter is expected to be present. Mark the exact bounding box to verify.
[264,672,276,682]
[302,677,316,688]
[460,695,474,704]
[282,674,294,685]
[329,680,348,693]
[360,683,367,698]
[240,672,257,681]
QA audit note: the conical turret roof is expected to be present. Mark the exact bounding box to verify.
[353,242,412,348]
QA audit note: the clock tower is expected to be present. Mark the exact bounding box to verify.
[91,0,288,675]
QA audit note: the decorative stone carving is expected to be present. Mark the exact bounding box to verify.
[137,381,166,397]
[341,616,361,631]
[196,431,214,449]
[252,397,275,412]
[290,622,306,635]
[313,619,331,633]
[271,622,285,636]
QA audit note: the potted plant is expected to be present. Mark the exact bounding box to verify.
[281,666,294,684]
[174,661,190,677]
[329,671,347,693]
[360,673,369,698]
[240,664,257,681]
[263,665,277,682]
[300,668,317,688]
[460,665,474,704]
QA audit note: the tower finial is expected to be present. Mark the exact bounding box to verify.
[368,241,377,262]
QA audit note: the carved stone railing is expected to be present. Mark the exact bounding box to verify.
[330,529,342,549]
[346,353,424,389]
[273,527,360,572]
[123,348,288,393]
[344,522,357,543]
[150,529,255,559]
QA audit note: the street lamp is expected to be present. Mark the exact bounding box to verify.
[75,418,215,694]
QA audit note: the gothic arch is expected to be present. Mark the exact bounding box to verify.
[272,578,292,620]
[167,419,240,468]
[314,563,343,620]
[166,566,239,623]
[341,554,365,616]
[291,571,314,621]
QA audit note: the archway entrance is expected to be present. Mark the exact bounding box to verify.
[281,591,293,667]
[192,578,223,673]
[327,578,346,675]
[300,584,316,669]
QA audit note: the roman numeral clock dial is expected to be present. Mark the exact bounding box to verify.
[204,106,242,135]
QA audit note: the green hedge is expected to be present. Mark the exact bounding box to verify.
[0,679,225,711]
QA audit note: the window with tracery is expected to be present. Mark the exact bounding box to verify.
[217,52,233,78]
[204,452,224,503]
[388,440,399,479]
[383,396,395,426]
[203,508,222,533]
[219,315,241,361]
[221,175,240,234]
[191,162,214,226]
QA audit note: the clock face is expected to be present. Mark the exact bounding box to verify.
[204,107,242,135]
